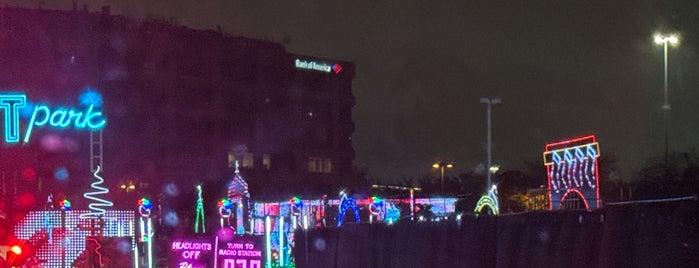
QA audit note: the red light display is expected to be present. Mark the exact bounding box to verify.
[544,135,601,210]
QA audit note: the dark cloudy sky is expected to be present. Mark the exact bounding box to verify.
[8,0,699,182]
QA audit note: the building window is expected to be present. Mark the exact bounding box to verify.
[228,152,254,169]
[323,158,332,173]
[308,157,317,172]
[228,153,235,168]
[263,154,271,170]
[308,157,332,173]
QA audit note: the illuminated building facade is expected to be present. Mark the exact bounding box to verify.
[0,6,355,204]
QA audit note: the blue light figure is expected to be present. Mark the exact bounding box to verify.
[337,191,359,227]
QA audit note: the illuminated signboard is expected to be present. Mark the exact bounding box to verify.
[294,59,343,74]
[171,238,214,268]
[217,235,265,268]
[0,92,106,143]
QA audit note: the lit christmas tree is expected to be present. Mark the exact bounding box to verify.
[80,166,113,219]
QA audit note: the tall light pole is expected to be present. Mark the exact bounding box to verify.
[654,33,679,159]
[480,97,501,188]
[432,161,453,196]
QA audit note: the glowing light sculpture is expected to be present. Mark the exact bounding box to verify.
[410,188,415,221]
[543,135,601,210]
[314,195,328,228]
[385,202,401,224]
[279,217,285,267]
[80,166,113,219]
[368,196,384,224]
[474,185,500,215]
[265,216,271,268]
[14,210,135,267]
[60,199,72,211]
[137,198,154,268]
[44,195,56,243]
[337,191,359,227]
[86,237,105,267]
[195,185,205,233]
[227,161,251,234]
[218,199,233,229]
[290,196,303,229]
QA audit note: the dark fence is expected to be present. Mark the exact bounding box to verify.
[295,198,698,268]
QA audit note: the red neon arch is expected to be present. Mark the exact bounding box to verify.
[559,189,590,210]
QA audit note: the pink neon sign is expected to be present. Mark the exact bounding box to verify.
[170,239,214,268]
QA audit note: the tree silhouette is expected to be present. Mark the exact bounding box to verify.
[635,151,699,199]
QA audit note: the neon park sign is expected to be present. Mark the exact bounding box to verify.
[0,93,106,143]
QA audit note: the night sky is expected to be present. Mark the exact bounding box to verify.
[8,0,699,182]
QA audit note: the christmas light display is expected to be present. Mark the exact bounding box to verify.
[44,196,56,242]
[138,198,152,218]
[228,161,251,234]
[337,191,359,227]
[195,185,206,233]
[368,196,384,224]
[137,198,154,268]
[410,188,415,221]
[385,202,400,224]
[85,237,104,267]
[265,216,272,266]
[315,195,328,227]
[474,185,500,215]
[60,199,71,211]
[14,210,135,267]
[279,217,285,267]
[290,196,304,229]
[543,135,601,210]
[218,199,233,229]
[80,166,113,219]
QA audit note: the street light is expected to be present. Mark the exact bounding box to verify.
[432,161,453,196]
[489,165,500,174]
[654,33,679,110]
[654,33,679,158]
[120,181,136,193]
[480,97,501,188]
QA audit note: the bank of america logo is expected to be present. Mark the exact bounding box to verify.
[332,64,342,74]
[295,59,343,74]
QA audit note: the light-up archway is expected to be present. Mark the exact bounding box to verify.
[474,185,499,215]
[559,189,589,210]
